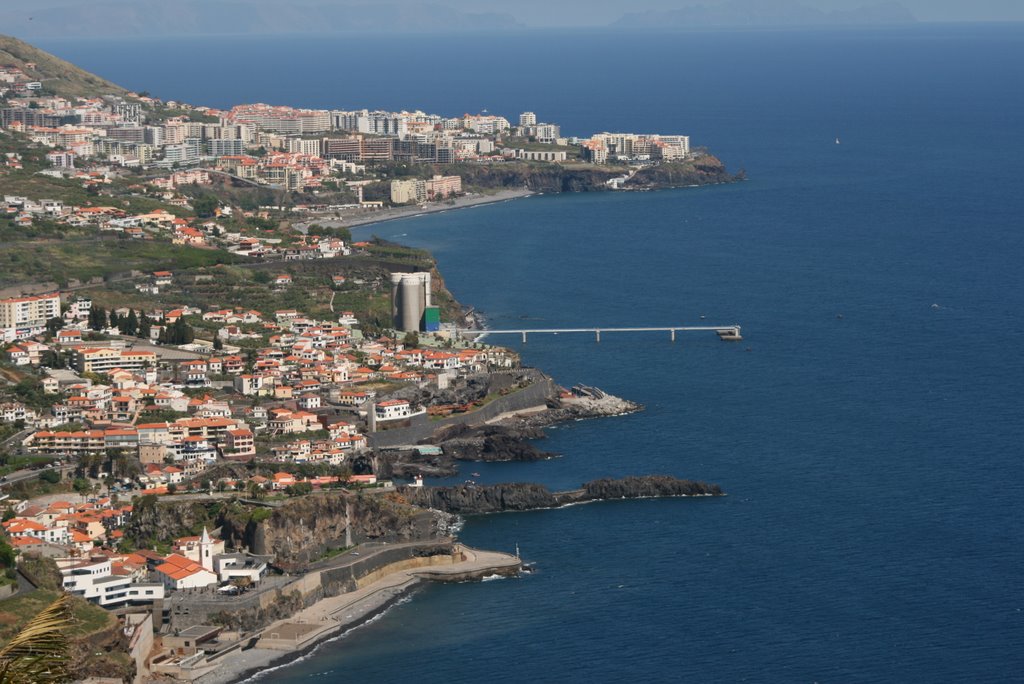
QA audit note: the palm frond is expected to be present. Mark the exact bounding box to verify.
[0,593,74,684]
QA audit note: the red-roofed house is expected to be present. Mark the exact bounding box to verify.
[154,553,218,590]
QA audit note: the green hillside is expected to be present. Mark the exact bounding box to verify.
[0,34,128,99]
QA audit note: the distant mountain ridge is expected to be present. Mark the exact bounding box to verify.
[614,0,916,28]
[0,1,522,38]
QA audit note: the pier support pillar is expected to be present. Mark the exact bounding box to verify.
[671,329,676,343]
[595,330,601,343]
[521,332,527,344]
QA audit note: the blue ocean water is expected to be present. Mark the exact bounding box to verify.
[37,26,1024,682]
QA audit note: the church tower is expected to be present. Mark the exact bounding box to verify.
[199,526,215,572]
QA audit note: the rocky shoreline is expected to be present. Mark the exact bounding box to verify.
[500,388,643,428]
[376,382,643,479]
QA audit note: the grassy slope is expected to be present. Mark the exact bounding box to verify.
[0,238,246,289]
[0,34,128,99]
[0,589,114,645]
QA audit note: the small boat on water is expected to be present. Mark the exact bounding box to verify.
[835,137,841,145]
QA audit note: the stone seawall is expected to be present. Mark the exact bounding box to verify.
[317,542,455,595]
[169,541,454,630]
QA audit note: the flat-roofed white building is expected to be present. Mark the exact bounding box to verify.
[0,292,60,340]
[59,558,166,607]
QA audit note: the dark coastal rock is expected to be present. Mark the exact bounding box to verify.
[579,475,724,500]
[379,453,460,479]
[402,482,560,514]
[400,475,724,515]
[436,423,555,462]
[625,155,742,189]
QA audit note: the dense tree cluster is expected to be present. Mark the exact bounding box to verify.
[158,317,194,345]
[88,307,154,338]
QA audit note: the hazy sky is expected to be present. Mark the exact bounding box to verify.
[483,0,1024,24]
[12,0,1024,27]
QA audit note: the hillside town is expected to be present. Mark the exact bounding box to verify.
[0,38,709,684]
[0,263,542,679]
[2,57,693,221]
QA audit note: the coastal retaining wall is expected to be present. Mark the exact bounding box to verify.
[169,542,454,630]
[353,552,461,589]
[368,374,556,448]
[318,542,455,595]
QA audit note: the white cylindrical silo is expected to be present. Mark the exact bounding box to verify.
[400,276,424,331]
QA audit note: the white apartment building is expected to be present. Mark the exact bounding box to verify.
[71,347,157,373]
[286,137,322,156]
[209,138,244,157]
[391,179,426,204]
[0,293,61,340]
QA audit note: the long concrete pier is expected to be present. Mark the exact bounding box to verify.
[457,325,742,343]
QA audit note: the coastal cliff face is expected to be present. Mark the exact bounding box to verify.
[625,155,743,189]
[453,164,617,192]
[219,492,452,570]
[124,492,454,570]
[122,497,220,548]
[451,156,740,193]
[400,475,724,515]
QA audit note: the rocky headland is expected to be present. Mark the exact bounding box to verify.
[450,154,741,193]
[374,381,643,479]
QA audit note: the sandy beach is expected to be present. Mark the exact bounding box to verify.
[295,187,534,233]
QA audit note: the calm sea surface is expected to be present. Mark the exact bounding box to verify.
[39,25,1024,682]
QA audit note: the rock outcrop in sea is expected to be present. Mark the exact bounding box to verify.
[399,475,724,515]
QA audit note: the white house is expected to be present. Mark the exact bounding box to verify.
[214,554,268,585]
[59,558,166,607]
[154,553,219,590]
[374,399,418,422]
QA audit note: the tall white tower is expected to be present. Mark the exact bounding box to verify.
[198,526,215,572]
